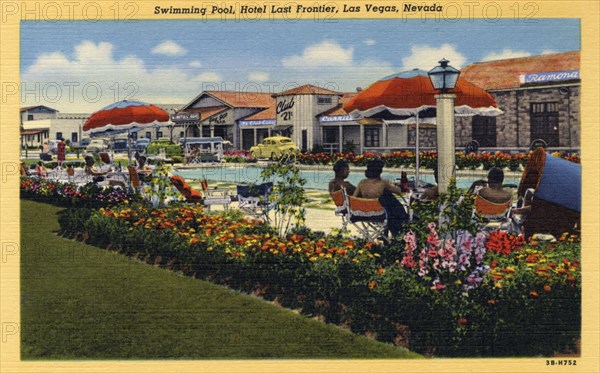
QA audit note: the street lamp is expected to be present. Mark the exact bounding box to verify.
[428,58,460,193]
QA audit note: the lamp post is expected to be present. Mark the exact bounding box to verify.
[428,58,460,194]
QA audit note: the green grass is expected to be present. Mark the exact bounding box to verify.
[20,200,421,360]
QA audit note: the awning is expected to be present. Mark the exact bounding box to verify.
[20,130,47,135]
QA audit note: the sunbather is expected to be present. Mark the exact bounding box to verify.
[136,155,153,182]
[328,159,356,195]
[84,155,109,183]
[477,167,512,204]
[35,161,48,178]
[354,159,408,237]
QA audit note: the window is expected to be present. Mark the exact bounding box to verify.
[145,132,152,139]
[27,114,33,121]
[157,131,163,138]
[56,132,62,140]
[131,132,138,141]
[317,97,332,105]
[180,131,185,138]
[472,116,496,147]
[364,127,380,148]
[323,127,338,143]
[530,102,559,147]
[71,132,78,143]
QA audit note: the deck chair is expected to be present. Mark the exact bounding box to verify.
[472,195,518,233]
[170,175,203,203]
[127,166,143,194]
[199,179,231,211]
[342,190,389,243]
[236,182,274,220]
[330,189,349,231]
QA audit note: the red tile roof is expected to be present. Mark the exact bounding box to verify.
[206,91,274,108]
[273,84,341,97]
[242,104,276,121]
[461,51,580,90]
[183,106,228,119]
[318,93,357,117]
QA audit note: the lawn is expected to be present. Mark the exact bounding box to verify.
[20,200,421,359]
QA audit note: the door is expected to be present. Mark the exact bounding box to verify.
[530,103,559,147]
[472,116,496,147]
[301,130,307,152]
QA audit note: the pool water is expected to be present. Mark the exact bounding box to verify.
[174,165,521,191]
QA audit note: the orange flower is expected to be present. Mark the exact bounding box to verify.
[488,299,496,305]
[529,291,539,298]
[368,281,377,289]
[543,285,551,292]
[458,317,468,325]
[377,267,385,276]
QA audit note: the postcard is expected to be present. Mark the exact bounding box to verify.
[1,1,598,372]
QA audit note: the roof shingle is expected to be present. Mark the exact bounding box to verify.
[206,91,274,108]
[273,84,341,97]
[461,51,580,90]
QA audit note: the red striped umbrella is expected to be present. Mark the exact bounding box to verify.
[83,100,170,134]
[343,69,501,117]
[343,69,502,188]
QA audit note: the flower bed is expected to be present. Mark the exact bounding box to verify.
[20,176,132,208]
[56,199,581,356]
[293,150,579,170]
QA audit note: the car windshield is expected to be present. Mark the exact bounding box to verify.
[279,139,292,144]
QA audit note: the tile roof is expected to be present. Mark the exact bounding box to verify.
[206,91,274,108]
[273,84,341,97]
[318,92,357,117]
[183,106,229,119]
[461,51,580,90]
[242,104,276,121]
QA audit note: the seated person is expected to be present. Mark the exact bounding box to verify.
[20,162,28,176]
[420,168,439,201]
[328,159,356,195]
[477,167,513,204]
[84,155,109,183]
[35,161,48,178]
[354,159,409,237]
[136,155,153,182]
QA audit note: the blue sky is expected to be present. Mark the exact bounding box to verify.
[21,19,580,112]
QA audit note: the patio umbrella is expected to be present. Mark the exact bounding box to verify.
[83,100,171,163]
[343,69,502,187]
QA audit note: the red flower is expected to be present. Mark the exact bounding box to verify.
[458,317,468,325]
[529,291,539,298]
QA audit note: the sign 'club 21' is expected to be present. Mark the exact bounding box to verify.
[520,70,580,84]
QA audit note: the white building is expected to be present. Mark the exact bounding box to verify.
[20,106,90,147]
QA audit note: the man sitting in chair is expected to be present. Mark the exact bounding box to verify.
[328,160,356,195]
[354,159,409,237]
[477,167,512,204]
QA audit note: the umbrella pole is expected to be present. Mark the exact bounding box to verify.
[415,112,420,189]
[128,129,132,165]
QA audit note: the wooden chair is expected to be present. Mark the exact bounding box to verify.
[127,166,143,194]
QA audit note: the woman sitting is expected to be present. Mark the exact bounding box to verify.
[354,159,409,237]
[84,155,109,183]
[35,161,48,178]
[136,156,153,182]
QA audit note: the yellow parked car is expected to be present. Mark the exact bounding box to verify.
[249,136,299,160]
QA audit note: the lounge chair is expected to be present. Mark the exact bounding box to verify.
[170,175,230,211]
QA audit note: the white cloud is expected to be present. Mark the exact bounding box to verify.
[401,44,467,70]
[481,49,531,62]
[364,39,376,46]
[541,49,559,55]
[23,41,198,112]
[282,40,354,68]
[189,60,203,68]
[151,40,187,56]
[194,72,222,82]
[248,71,270,82]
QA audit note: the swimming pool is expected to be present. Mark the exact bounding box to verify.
[173,165,521,191]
